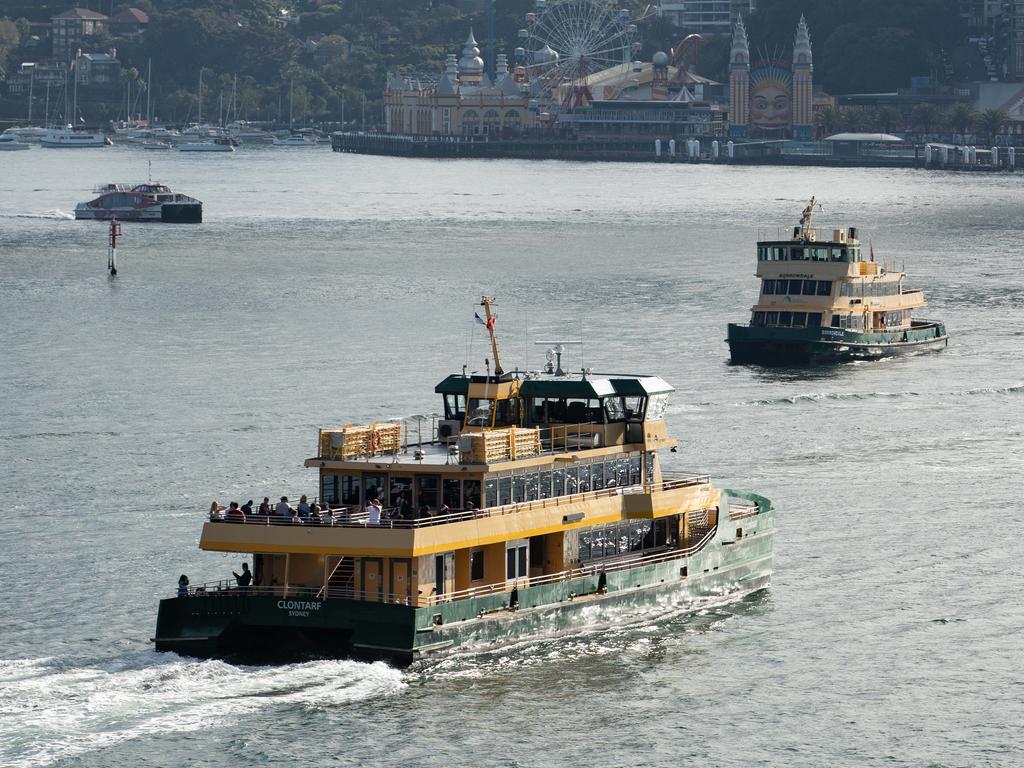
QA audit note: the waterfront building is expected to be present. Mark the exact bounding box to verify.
[52,8,107,63]
[658,1,756,36]
[384,31,535,137]
[75,51,121,87]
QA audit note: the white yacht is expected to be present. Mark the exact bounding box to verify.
[40,127,111,148]
[0,134,31,151]
[1,126,48,142]
[179,136,237,152]
[272,134,319,147]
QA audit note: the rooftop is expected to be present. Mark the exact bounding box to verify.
[53,8,107,20]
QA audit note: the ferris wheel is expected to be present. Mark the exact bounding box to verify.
[515,0,648,106]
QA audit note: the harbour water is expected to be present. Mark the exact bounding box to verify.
[1,146,1022,767]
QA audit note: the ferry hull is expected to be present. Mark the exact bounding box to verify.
[74,203,202,223]
[727,322,948,365]
[154,506,773,666]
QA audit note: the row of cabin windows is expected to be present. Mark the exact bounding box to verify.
[322,473,482,512]
[762,279,832,296]
[876,310,911,327]
[578,518,672,563]
[447,393,669,426]
[838,281,902,297]
[751,311,823,328]
[758,245,861,262]
[483,453,655,508]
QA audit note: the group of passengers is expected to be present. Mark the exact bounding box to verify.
[209,495,339,525]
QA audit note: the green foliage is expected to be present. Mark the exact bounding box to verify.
[978,108,1007,139]
[947,103,977,134]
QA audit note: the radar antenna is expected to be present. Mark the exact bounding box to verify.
[534,339,582,376]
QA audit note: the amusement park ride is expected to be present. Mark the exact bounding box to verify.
[513,0,655,112]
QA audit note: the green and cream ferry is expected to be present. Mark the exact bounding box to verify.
[727,198,948,365]
[155,299,774,665]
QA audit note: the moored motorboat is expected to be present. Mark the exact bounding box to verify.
[75,181,202,222]
[40,126,111,147]
[0,134,31,151]
[727,198,948,365]
[179,136,237,152]
[154,297,775,665]
[272,134,319,147]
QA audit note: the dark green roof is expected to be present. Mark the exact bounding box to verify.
[434,374,470,395]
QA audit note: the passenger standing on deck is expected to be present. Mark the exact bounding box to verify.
[232,563,252,588]
[367,498,382,526]
[177,574,189,597]
[275,496,293,521]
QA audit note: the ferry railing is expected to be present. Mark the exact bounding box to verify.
[205,474,712,531]
[177,580,419,605]
[422,524,720,607]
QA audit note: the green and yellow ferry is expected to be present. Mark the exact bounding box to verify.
[155,299,774,665]
[727,198,948,365]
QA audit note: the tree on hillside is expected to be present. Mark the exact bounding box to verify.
[911,103,944,136]
[978,108,1007,142]
[947,103,977,135]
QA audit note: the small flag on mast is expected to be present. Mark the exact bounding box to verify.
[474,312,486,326]
[474,311,496,331]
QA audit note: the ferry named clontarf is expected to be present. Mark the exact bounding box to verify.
[727,199,948,365]
[154,298,774,665]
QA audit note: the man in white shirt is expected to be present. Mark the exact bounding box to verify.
[366,498,382,526]
[275,496,293,520]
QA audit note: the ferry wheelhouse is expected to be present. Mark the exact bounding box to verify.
[75,182,202,222]
[727,199,948,365]
[155,299,774,665]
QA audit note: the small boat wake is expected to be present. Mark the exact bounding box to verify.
[3,209,74,220]
[0,651,405,767]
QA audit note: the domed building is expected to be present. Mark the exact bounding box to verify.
[384,29,535,138]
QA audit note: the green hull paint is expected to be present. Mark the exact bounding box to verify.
[155,497,774,666]
[727,321,948,365]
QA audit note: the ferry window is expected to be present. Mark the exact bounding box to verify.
[623,396,645,420]
[321,475,338,505]
[831,247,845,261]
[578,532,593,561]
[774,247,787,260]
[816,280,832,296]
[513,475,526,503]
[757,246,766,260]
[552,468,564,497]
[645,453,655,484]
[813,247,829,261]
[565,467,579,494]
[831,314,843,328]
[444,394,466,421]
[470,550,485,581]
[364,474,386,505]
[493,398,517,427]
[442,478,461,510]
[629,457,641,485]
[591,462,605,491]
[646,393,669,421]
[779,311,792,326]
[762,279,775,295]
[616,458,631,487]
[788,279,803,295]
[529,398,546,424]
[417,475,440,510]
[792,312,807,327]
[525,473,539,501]
[773,281,785,295]
[790,247,806,260]
[391,477,412,513]
[484,479,497,508]
[467,398,492,426]
[603,397,626,422]
[340,475,361,506]
[506,545,528,580]
[807,313,822,327]
[766,311,779,325]
[655,518,669,546]
[849,246,861,262]
[498,477,512,506]
[802,279,816,295]
[752,311,766,326]
[546,398,567,423]
[539,471,552,499]
[464,479,481,509]
[578,465,590,492]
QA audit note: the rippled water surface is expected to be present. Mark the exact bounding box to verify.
[1,146,1022,767]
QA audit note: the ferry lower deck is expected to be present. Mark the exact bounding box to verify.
[154,489,773,665]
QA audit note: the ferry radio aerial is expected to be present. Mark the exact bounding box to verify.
[516,0,650,111]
